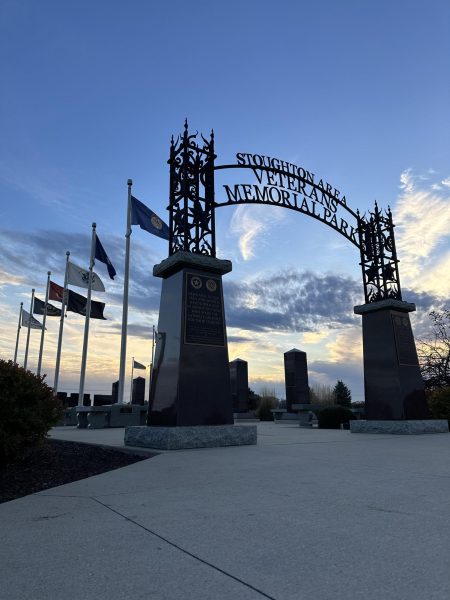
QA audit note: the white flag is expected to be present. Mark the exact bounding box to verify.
[67,261,105,292]
[22,310,45,330]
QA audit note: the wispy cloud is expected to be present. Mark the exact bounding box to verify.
[394,169,450,297]
[229,205,285,260]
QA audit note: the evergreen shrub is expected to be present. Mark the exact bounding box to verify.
[0,360,63,464]
[317,405,355,429]
[256,396,278,421]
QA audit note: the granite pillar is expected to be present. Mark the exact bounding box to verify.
[111,380,119,404]
[354,299,429,420]
[284,349,310,413]
[132,376,145,405]
[230,358,249,413]
[147,251,234,427]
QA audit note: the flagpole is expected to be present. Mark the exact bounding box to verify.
[78,223,96,407]
[37,271,51,376]
[23,289,35,370]
[13,302,23,365]
[118,179,133,404]
[54,251,70,393]
[130,357,134,403]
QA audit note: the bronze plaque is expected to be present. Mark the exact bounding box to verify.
[184,273,225,346]
[392,313,418,366]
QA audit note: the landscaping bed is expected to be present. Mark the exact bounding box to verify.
[0,439,149,504]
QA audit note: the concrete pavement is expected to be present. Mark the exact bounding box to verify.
[1,423,449,600]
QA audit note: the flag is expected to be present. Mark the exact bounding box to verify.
[133,359,146,369]
[68,261,105,292]
[131,195,170,240]
[95,235,116,280]
[49,281,65,303]
[22,310,45,330]
[33,297,62,317]
[67,289,106,320]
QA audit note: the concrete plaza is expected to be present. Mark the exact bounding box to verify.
[1,422,449,600]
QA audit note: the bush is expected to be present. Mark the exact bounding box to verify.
[426,387,450,425]
[0,360,64,464]
[317,405,356,429]
[256,395,279,421]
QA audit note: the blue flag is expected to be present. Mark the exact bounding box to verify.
[131,195,170,240]
[95,235,117,280]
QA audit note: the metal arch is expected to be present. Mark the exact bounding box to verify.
[167,123,402,304]
[214,163,357,218]
[214,196,360,248]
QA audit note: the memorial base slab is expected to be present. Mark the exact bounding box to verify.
[350,420,449,434]
[124,425,257,450]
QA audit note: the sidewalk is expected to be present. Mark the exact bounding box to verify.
[1,423,449,600]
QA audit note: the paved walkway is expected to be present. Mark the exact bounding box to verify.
[1,423,449,600]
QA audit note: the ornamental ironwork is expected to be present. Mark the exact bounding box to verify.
[167,122,403,304]
[168,120,216,256]
[357,203,402,303]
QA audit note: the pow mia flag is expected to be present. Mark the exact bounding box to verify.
[67,289,106,320]
[33,296,61,317]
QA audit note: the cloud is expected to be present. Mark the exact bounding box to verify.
[0,228,162,314]
[229,204,285,260]
[224,269,361,333]
[394,170,450,297]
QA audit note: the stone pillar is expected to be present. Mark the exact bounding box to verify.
[284,349,310,413]
[354,299,429,420]
[111,380,119,404]
[230,358,249,413]
[147,251,233,427]
[132,376,145,405]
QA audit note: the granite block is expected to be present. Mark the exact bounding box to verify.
[124,425,257,450]
[350,420,449,434]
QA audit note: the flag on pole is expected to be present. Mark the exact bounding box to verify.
[49,281,65,303]
[133,359,146,369]
[67,261,105,292]
[131,195,170,240]
[22,310,45,330]
[67,289,106,319]
[33,296,62,317]
[95,235,117,280]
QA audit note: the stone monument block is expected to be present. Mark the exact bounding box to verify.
[354,299,429,420]
[93,394,113,406]
[111,380,119,404]
[284,349,310,413]
[230,358,249,413]
[147,251,234,427]
[132,376,145,405]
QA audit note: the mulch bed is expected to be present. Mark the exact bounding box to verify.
[0,439,150,504]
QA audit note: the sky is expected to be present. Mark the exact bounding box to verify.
[1,0,450,402]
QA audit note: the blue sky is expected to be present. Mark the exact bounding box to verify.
[1,0,450,400]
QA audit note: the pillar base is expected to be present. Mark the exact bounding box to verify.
[351,420,448,434]
[124,425,257,450]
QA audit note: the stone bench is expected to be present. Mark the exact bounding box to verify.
[75,404,148,429]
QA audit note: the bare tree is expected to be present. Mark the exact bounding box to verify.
[417,310,450,389]
[309,383,335,405]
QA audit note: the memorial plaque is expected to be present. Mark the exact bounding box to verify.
[392,313,418,366]
[184,272,225,346]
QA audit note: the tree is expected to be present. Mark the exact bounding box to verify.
[333,380,352,407]
[247,387,260,411]
[309,383,334,405]
[417,310,450,389]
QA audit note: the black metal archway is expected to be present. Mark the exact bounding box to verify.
[168,121,401,304]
